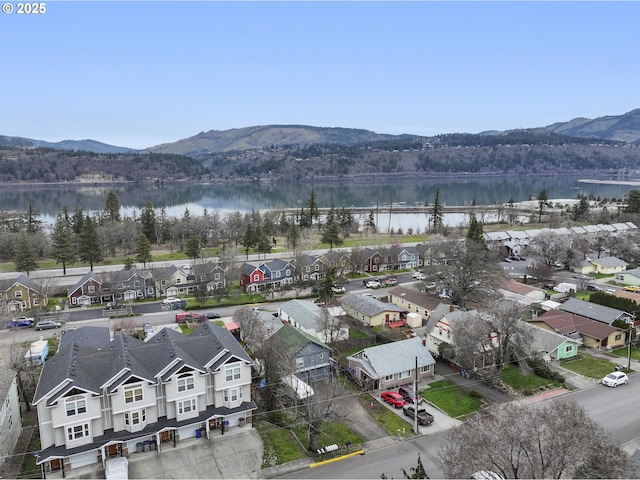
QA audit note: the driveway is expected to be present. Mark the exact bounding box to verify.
[64,428,263,479]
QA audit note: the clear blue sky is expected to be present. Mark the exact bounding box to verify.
[2,1,639,149]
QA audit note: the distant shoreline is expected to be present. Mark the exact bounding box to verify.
[578,178,640,186]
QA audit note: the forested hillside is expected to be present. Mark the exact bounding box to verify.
[1,130,639,184]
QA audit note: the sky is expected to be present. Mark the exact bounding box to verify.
[1,1,639,149]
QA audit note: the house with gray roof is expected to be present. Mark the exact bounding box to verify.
[0,274,48,313]
[191,261,226,291]
[239,259,295,293]
[575,256,628,275]
[32,323,256,476]
[340,294,405,327]
[293,254,327,282]
[68,271,103,307]
[146,264,191,298]
[267,324,332,383]
[346,337,435,391]
[558,298,633,326]
[320,249,355,276]
[615,267,640,287]
[278,299,348,343]
[99,267,152,303]
[388,286,451,324]
[516,321,579,361]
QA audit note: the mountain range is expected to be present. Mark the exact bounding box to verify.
[2,109,640,155]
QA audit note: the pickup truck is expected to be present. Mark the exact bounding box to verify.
[403,405,434,426]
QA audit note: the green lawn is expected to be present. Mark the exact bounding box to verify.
[500,364,562,392]
[420,380,483,419]
[611,346,640,362]
[349,329,367,339]
[560,354,621,378]
[255,422,307,467]
[291,420,363,451]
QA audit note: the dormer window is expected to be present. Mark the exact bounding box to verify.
[65,395,87,416]
[177,373,195,392]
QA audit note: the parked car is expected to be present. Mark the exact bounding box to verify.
[624,286,640,292]
[331,285,346,294]
[143,323,153,336]
[35,320,62,331]
[175,312,202,323]
[586,285,602,292]
[204,312,221,319]
[602,371,628,387]
[162,296,181,305]
[13,315,35,323]
[424,282,436,290]
[381,391,407,408]
[6,319,33,329]
[403,405,434,425]
[365,280,381,289]
[398,385,423,405]
[412,271,426,280]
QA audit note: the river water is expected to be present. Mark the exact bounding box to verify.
[2,174,637,231]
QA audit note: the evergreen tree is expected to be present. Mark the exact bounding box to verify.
[538,188,548,223]
[466,216,484,243]
[338,207,355,236]
[79,216,103,271]
[241,224,257,259]
[286,223,300,250]
[185,237,201,261]
[24,197,42,233]
[321,223,343,249]
[71,206,84,235]
[255,225,272,258]
[326,204,337,226]
[51,211,76,275]
[14,232,38,277]
[431,188,444,231]
[278,212,289,234]
[571,196,590,221]
[306,188,320,226]
[625,190,640,213]
[103,190,122,223]
[135,234,152,267]
[365,211,376,233]
[140,201,157,244]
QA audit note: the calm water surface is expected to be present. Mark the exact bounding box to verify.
[1,174,636,230]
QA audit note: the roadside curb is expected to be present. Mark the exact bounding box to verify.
[309,450,365,468]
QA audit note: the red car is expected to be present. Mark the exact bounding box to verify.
[381,391,407,408]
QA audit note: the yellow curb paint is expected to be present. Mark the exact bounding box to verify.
[309,450,365,468]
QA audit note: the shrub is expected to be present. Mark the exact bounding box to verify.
[469,390,484,399]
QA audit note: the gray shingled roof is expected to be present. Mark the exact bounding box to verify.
[340,294,405,317]
[590,256,628,269]
[0,274,47,295]
[279,299,322,330]
[388,286,450,310]
[519,321,578,356]
[33,323,252,405]
[347,337,435,379]
[559,298,629,324]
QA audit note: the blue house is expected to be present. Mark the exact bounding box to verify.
[268,324,332,383]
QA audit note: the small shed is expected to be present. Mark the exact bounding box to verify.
[24,339,49,365]
[406,312,423,328]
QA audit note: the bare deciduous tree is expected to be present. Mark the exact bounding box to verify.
[527,231,570,267]
[233,306,266,353]
[316,307,345,346]
[439,401,630,479]
[425,240,505,308]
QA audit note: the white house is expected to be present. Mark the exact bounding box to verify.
[0,348,22,470]
[32,324,256,477]
[278,299,349,343]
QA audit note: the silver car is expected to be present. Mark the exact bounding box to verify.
[35,320,62,331]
